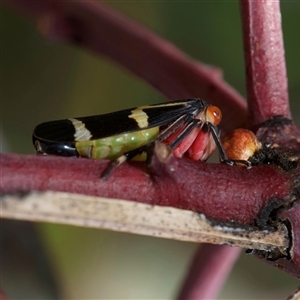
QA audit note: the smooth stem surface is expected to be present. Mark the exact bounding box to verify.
[240,0,290,129]
[177,245,241,300]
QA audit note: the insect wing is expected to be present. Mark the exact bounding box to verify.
[33,99,206,143]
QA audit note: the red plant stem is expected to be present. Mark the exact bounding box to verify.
[3,152,300,279]
[177,245,241,300]
[0,153,294,226]
[240,0,290,130]
[5,0,247,133]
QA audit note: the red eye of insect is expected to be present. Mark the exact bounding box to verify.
[207,106,222,126]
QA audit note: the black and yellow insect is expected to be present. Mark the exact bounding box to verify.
[32,98,233,177]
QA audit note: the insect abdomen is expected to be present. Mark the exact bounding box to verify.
[75,127,159,160]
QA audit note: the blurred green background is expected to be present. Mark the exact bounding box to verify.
[1,1,300,299]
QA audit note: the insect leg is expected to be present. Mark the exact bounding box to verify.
[101,144,152,179]
[102,111,200,178]
[168,119,202,149]
[102,119,198,179]
[157,114,189,142]
[205,122,251,168]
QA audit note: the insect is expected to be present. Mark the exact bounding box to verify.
[32,98,236,177]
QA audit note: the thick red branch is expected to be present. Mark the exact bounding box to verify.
[5,0,247,133]
[2,152,300,278]
[0,153,294,225]
[240,0,290,129]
